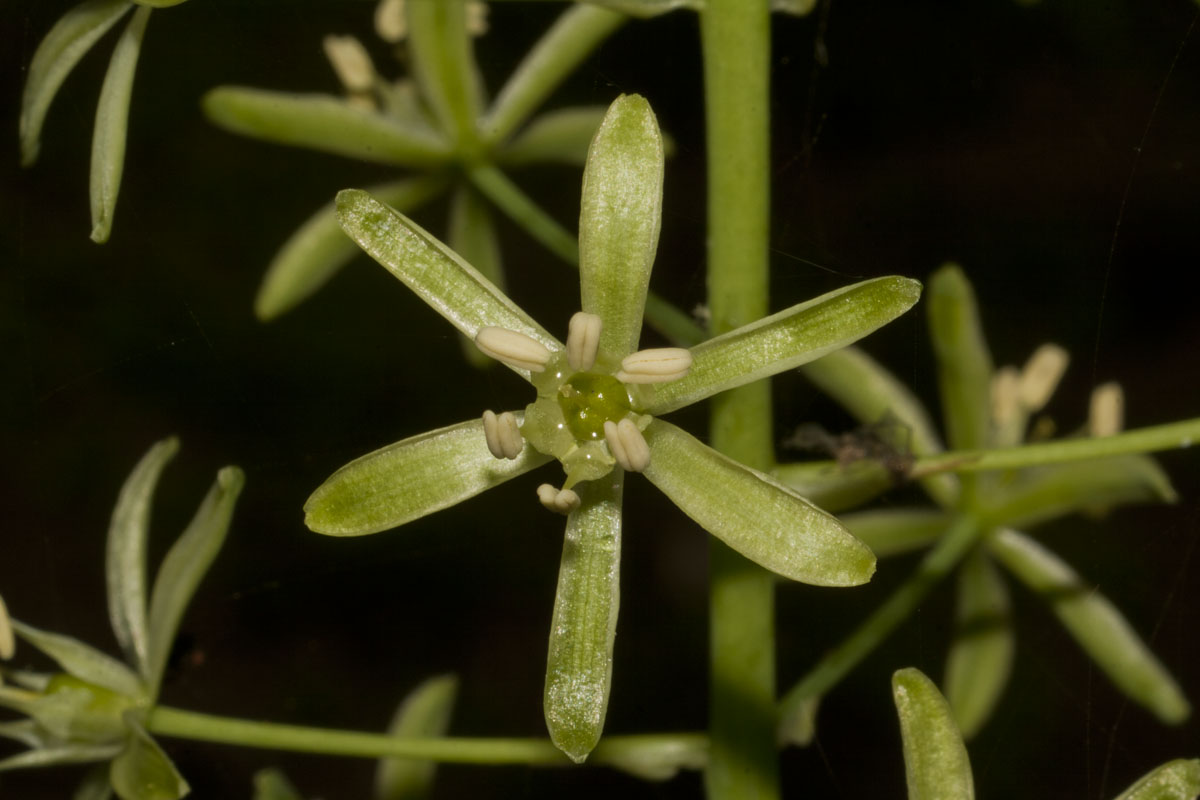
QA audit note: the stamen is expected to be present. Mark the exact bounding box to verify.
[374,0,407,43]
[1018,344,1069,412]
[616,348,693,384]
[0,593,14,661]
[566,312,602,372]
[323,35,376,94]
[467,1,489,36]
[475,327,552,372]
[482,410,523,460]
[1089,382,1124,438]
[537,483,580,514]
[604,419,650,472]
[990,366,1020,425]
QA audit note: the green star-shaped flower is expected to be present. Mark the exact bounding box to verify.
[303,93,922,762]
[0,438,243,799]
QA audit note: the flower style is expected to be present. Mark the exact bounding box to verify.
[776,263,1188,742]
[202,0,642,336]
[304,94,923,761]
[0,438,243,799]
[20,0,190,243]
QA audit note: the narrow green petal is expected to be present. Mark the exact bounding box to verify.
[1112,759,1200,800]
[107,437,179,682]
[405,0,483,143]
[202,88,451,166]
[146,466,243,698]
[773,459,896,514]
[256,176,449,321]
[641,420,875,586]
[110,715,190,800]
[482,5,625,145]
[981,455,1177,529]
[578,94,664,361]
[375,675,459,800]
[943,551,1013,739]
[839,509,952,559]
[19,0,132,167]
[545,476,623,763]
[799,346,959,507]
[74,764,115,800]
[252,769,303,800]
[10,621,143,698]
[927,265,992,452]
[335,188,562,381]
[892,667,976,800]
[635,277,922,416]
[0,744,121,773]
[0,720,43,748]
[89,5,150,244]
[989,528,1190,724]
[501,106,609,166]
[571,0,699,16]
[447,185,506,369]
[306,416,552,536]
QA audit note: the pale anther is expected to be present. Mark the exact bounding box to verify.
[323,35,376,94]
[604,419,651,472]
[537,483,580,514]
[482,410,523,460]
[1089,382,1124,438]
[0,593,14,661]
[1018,344,1069,412]
[566,312,602,371]
[475,327,552,372]
[990,366,1020,425]
[616,348,693,384]
[467,1,490,36]
[374,0,407,43]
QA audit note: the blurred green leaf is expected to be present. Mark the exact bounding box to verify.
[773,459,897,514]
[892,667,975,800]
[643,420,876,586]
[447,184,506,369]
[989,528,1190,724]
[375,675,459,799]
[252,768,304,800]
[107,437,179,682]
[840,509,951,559]
[0,743,123,773]
[544,478,623,763]
[927,265,992,453]
[109,714,188,800]
[1111,759,1200,800]
[501,106,609,166]
[943,551,1013,739]
[73,764,115,800]
[405,0,484,143]
[19,0,131,167]
[89,5,150,243]
[11,621,143,698]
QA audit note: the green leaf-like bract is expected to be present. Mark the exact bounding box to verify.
[1111,759,1200,800]
[501,106,611,166]
[634,276,923,415]
[375,675,459,800]
[109,714,189,800]
[544,477,623,763]
[578,94,664,362]
[642,420,875,586]
[943,551,1013,739]
[10,621,143,699]
[306,417,552,536]
[892,667,976,800]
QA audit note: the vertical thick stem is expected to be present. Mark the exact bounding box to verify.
[700,1,777,798]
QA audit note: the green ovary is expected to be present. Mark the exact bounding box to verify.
[557,373,632,440]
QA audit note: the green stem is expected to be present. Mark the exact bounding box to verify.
[914,417,1200,474]
[700,1,776,798]
[482,5,626,145]
[468,164,706,346]
[777,515,982,740]
[147,706,706,768]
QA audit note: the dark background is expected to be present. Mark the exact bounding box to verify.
[3,1,1199,797]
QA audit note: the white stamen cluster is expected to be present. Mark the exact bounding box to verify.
[604,419,650,472]
[566,312,602,371]
[482,410,523,459]
[0,593,14,661]
[374,0,407,43]
[323,35,376,94]
[475,327,552,372]
[1089,382,1124,438]
[616,348,693,384]
[1018,344,1069,413]
[466,1,489,36]
[537,484,580,514]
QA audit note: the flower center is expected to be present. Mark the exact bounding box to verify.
[557,372,632,441]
